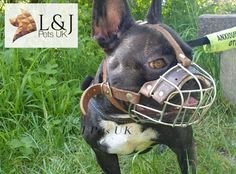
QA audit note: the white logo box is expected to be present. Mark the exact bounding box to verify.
[5,3,78,48]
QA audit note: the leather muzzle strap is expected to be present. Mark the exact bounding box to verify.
[152,25,192,67]
[80,83,141,115]
[102,58,133,114]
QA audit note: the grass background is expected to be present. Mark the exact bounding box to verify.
[0,0,236,173]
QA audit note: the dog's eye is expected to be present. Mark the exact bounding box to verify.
[148,59,166,69]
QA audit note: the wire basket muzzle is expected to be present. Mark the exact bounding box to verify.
[131,63,216,127]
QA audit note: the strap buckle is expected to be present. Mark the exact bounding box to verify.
[101,82,113,97]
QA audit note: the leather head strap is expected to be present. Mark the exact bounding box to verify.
[151,25,192,67]
[102,58,131,113]
[80,83,141,115]
[102,58,108,82]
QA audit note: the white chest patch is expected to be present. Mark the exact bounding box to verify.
[99,116,158,155]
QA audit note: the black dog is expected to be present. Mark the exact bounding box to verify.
[81,0,196,174]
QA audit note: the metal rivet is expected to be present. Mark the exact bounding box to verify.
[147,85,152,90]
[179,53,186,59]
[126,93,133,101]
[159,91,164,97]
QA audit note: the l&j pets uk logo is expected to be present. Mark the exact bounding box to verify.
[5,3,78,48]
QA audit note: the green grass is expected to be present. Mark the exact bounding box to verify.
[1,0,236,174]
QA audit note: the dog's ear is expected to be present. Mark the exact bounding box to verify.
[146,0,162,24]
[92,0,134,52]
[81,76,94,91]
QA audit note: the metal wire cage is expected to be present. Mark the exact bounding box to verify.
[130,63,216,127]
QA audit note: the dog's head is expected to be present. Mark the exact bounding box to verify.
[93,0,191,88]
[86,0,216,126]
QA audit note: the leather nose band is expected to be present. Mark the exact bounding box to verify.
[139,65,204,104]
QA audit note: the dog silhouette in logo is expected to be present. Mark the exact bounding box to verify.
[10,9,37,42]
